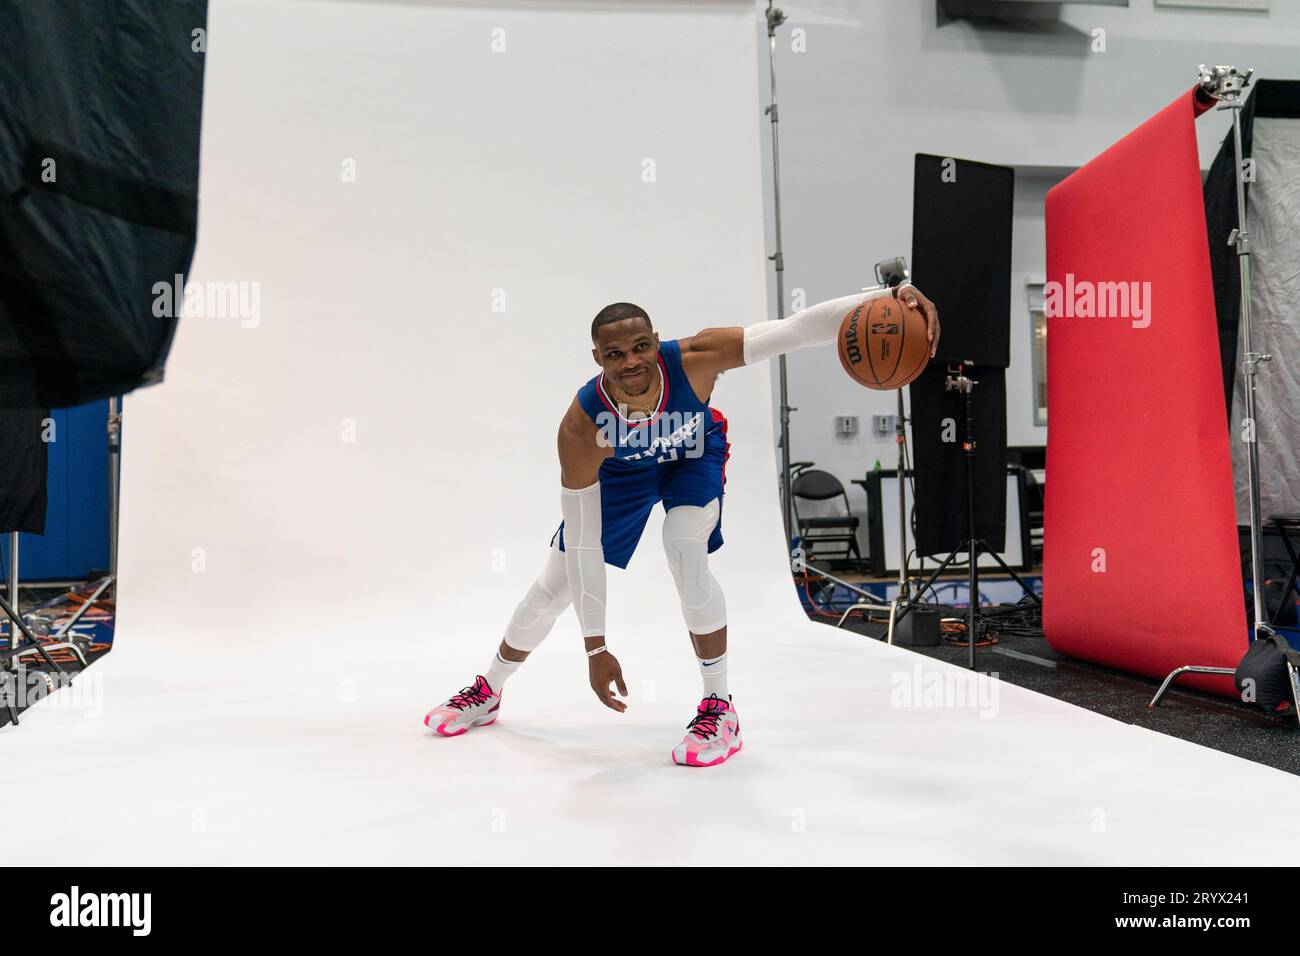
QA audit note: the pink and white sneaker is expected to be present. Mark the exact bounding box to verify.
[671,694,742,767]
[423,676,501,736]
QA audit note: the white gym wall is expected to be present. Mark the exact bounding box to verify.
[5,0,1300,865]
[759,0,1300,557]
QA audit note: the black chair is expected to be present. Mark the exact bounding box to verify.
[791,467,862,569]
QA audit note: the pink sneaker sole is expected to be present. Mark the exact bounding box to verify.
[426,714,497,737]
[673,735,742,767]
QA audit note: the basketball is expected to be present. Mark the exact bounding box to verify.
[836,294,930,390]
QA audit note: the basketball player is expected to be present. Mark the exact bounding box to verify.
[425,286,939,766]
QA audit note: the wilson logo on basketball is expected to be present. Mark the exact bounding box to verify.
[843,306,863,365]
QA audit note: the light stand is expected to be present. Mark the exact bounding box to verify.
[895,387,910,606]
[12,397,119,669]
[882,256,915,611]
[1205,64,1272,638]
[826,381,915,644]
[0,572,67,725]
[764,1,796,553]
[0,397,121,727]
[1150,65,1299,719]
[789,287,902,637]
[761,3,905,633]
[901,362,1039,669]
[108,396,121,591]
[798,258,911,637]
[3,534,90,711]
[958,366,977,669]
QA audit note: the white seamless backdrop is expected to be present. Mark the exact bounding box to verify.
[4,0,1300,865]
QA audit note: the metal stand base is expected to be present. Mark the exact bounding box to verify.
[10,575,113,672]
[0,574,113,726]
[1150,662,1300,729]
[906,539,1040,612]
[0,590,68,727]
[793,551,899,640]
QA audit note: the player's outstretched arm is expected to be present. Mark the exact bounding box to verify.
[680,285,939,384]
[557,398,627,714]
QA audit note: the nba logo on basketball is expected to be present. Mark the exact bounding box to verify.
[872,314,899,360]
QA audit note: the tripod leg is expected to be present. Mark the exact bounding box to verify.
[978,542,1043,605]
[967,540,978,669]
[0,592,64,674]
[0,669,18,726]
[898,548,961,624]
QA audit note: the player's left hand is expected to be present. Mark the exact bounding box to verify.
[893,284,940,358]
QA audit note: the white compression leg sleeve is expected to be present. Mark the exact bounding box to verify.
[560,480,607,638]
[500,540,571,654]
[741,288,891,366]
[662,498,727,634]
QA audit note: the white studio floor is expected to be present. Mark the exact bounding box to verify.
[6,615,1300,866]
[9,0,1300,867]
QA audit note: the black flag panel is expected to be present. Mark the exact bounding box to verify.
[0,409,48,535]
[909,364,1008,557]
[911,154,1014,369]
[0,0,208,409]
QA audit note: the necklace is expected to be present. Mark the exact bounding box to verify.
[606,365,663,420]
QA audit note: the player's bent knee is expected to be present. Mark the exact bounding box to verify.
[662,500,719,548]
[663,500,727,632]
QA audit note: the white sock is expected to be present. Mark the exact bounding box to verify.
[698,653,728,699]
[485,651,523,694]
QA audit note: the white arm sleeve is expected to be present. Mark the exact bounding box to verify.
[560,480,607,638]
[742,287,891,366]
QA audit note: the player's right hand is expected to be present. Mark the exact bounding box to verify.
[588,649,628,713]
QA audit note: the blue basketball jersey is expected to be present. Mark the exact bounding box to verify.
[576,338,721,469]
[556,338,731,568]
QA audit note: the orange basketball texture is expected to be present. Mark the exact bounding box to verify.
[836,295,930,390]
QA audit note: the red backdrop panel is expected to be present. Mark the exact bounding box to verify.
[1044,89,1245,696]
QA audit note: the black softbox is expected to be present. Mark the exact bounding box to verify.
[909,154,1014,557]
[909,364,1008,556]
[0,0,208,409]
